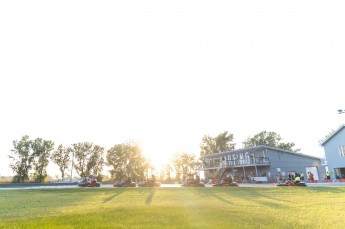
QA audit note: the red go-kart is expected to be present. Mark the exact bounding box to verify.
[78,179,101,187]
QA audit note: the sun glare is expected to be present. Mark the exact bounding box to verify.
[143,146,172,171]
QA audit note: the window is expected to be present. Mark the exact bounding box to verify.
[338,146,345,157]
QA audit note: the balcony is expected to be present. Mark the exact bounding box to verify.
[203,157,270,170]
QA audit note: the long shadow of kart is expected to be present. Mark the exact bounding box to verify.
[113,181,137,187]
[137,181,161,187]
[212,181,239,187]
[181,181,205,187]
[276,181,307,187]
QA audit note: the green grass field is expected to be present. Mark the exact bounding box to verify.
[0,187,344,228]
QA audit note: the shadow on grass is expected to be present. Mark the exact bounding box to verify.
[188,187,292,209]
[232,188,291,209]
[0,188,96,220]
[234,188,294,201]
[4,188,342,228]
[136,188,157,205]
[306,187,345,193]
[187,188,234,205]
[145,188,156,205]
[210,192,233,204]
[103,189,125,203]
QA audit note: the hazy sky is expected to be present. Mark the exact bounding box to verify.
[1,1,345,177]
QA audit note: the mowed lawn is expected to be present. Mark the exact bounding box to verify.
[0,187,345,228]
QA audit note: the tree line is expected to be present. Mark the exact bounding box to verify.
[8,131,299,183]
[200,130,300,157]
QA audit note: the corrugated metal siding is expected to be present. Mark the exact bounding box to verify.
[323,127,345,173]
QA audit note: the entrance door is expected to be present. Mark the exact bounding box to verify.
[305,167,319,180]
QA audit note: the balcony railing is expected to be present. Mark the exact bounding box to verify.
[204,157,270,169]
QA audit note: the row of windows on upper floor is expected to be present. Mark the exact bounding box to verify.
[204,157,270,168]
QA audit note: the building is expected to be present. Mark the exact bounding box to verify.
[321,125,345,179]
[202,145,324,182]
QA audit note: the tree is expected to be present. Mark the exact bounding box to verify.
[200,131,236,157]
[8,135,54,183]
[87,144,104,177]
[173,152,198,182]
[319,129,336,144]
[71,142,104,178]
[8,135,33,182]
[106,141,149,181]
[51,144,71,180]
[242,131,301,152]
[106,144,126,180]
[31,138,54,182]
[158,168,165,182]
[163,163,173,182]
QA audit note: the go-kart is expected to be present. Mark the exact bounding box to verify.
[212,180,239,187]
[276,181,307,187]
[181,180,205,187]
[137,181,161,187]
[78,179,101,187]
[212,176,238,187]
[113,181,137,187]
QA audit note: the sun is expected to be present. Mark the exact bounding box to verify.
[138,129,201,173]
[143,146,173,171]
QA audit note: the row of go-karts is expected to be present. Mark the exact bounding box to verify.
[78,178,307,188]
[78,179,208,188]
[78,177,238,188]
[78,179,161,188]
[181,175,239,187]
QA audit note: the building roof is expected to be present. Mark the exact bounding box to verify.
[203,145,321,160]
[320,124,345,146]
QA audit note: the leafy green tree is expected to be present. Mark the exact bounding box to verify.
[319,129,336,144]
[106,144,126,180]
[163,163,173,182]
[173,152,198,182]
[31,138,54,182]
[51,144,71,180]
[71,142,104,178]
[158,168,165,182]
[106,141,149,181]
[8,135,33,182]
[8,135,54,183]
[242,131,301,152]
[87,144,104,177]
[200,131,236,157]
[156,163,173,182]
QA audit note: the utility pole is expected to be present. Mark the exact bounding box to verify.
[70,151,75,183]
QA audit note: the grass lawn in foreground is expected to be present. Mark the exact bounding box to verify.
[0,187,344,228]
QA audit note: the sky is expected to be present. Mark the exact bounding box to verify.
[1,0,345,177]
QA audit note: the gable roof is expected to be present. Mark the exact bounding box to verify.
[203,145,321,160]
[320,124,345,146]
